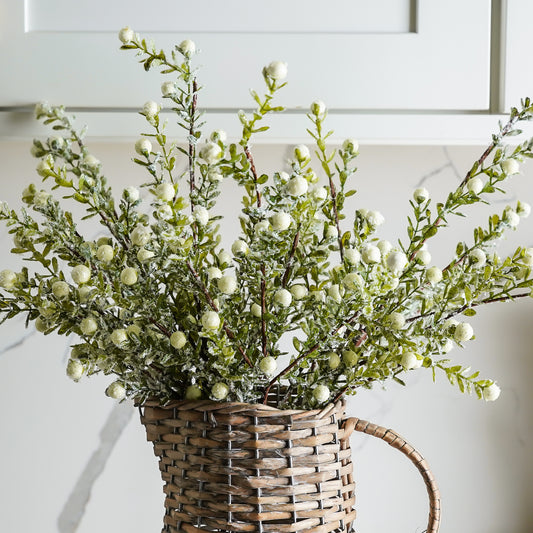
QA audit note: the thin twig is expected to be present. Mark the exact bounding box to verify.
[262,342,320,403]
[261,266,267,358]
[281,230,300,287]
[409,112,525,262]
[98,210,130,250]
[407,290,531,325]
[459,115,518,189]
[189,78,198,211]
[262,311,362,403]
[186,261,253,367]
[149,318,172,338]
[186,262,219,311]
[66,122,124,246]
[244,146,262,207]
[315,116,344,261]
[332,382,353,404]
[328,175,345,261]
[331,331,368,403]
[244,144,266,358]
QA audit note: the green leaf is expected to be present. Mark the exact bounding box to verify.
[464,286,472,302]
[424,226,438,239]
[393,376,406,386]
[73,193,89,204]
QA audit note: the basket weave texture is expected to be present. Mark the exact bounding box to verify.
[140,398,356,533]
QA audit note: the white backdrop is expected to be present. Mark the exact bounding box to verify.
[0,139,532,533]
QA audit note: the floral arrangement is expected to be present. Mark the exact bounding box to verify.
[1,28,532,409]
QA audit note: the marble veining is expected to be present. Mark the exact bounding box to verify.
[57,401,135,532]
[415,151,459,189]
[0,326,36,357]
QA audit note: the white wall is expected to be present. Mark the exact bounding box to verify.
[0,139,532,533]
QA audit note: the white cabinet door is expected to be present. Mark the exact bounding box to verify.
[0,0,490,111]
[504,0,533,111]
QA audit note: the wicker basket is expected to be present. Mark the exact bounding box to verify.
[139,398,440,532]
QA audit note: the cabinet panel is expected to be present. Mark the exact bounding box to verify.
[0,0,490,111]
[504,0,533,111]
[27,0,414,34]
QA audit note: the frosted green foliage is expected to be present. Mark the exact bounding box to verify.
[1,29,533,408]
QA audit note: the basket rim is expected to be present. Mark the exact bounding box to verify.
[136,396,346,419]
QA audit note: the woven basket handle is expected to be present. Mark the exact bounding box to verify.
[342,417,441,533]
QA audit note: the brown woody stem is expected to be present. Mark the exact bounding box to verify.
[244,144,266,358]
[408,291,531,324]
[328,175,344,261]
[149,319,172,338]
[189,79,198,211]
[261,266,268,358]
[281,230,300,287]
[186,261,253,367]
[459,114,518,188]
[409,114,522,262]
[262,311,362,403]
[98,210,130,250]
[262,342,320,403]
[331,331,369,403]
[244,146,262,208]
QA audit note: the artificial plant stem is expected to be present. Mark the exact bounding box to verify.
[153,123,175,184]
[244,141,265,356]
[331,331,369,403]
[241,81,283,207]
[459,112,521,188]
[186,261,219,311]
[224,330,253,367]
[409,110,526,261]
[186,261,253,367]
[407,290,530,324]
[442,230,501,275]
[330,180,345,262]
[149,318,172,338]
[315,117,344,261]
[261,265,267,358]
[332,383,352,404]
[189,78,198,212]
[244,146,262,207]
[262,311,362,403]
[449,290,531,315]
[98,209,130,250]
[262,342,320,403]
[281,230,300,288]
[58,119,125,249]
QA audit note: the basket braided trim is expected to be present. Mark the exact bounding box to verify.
[346,417,441,533]
[140,399,355,533]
